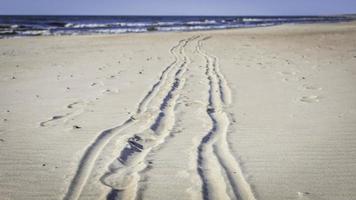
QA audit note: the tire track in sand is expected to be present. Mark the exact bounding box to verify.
[196,37,257,200]
[100,36,199,200]
[63,36,198,200]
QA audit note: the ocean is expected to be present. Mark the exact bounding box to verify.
[0,15,353,37]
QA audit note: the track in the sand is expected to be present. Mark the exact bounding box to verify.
[63,36,256,200]
[196,37,256,200]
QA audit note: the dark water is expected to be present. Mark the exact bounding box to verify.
[0,15,353,37]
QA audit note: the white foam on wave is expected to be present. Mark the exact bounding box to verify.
[18,30,50,36]
[186,20,217,25]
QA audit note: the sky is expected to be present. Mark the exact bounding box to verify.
[1,0,356,16]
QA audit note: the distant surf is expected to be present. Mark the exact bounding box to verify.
[0,15,353,38]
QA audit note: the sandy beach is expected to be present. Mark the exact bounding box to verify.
[1,21,356,200]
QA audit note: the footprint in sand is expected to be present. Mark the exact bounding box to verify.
[297,192,311,199]
[103,89,119,94]
[40,101,85,127]
[278,71,297,76]
[299,95,321,103]
[67,101,82,109]
[278,71,298,82]
[40,115,66,127]
[301,84,322,91]
[297,191,324,200]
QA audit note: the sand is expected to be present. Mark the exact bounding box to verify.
[1,22,356,200]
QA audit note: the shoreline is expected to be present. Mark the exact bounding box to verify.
[0,19,354,40]
[1,15,355,39]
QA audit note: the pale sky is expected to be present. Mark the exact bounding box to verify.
[1,0,356,15]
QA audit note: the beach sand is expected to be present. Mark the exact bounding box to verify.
[1,22,356,200]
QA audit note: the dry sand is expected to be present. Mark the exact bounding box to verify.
[0,22,356,200]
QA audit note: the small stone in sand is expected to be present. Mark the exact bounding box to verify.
[66,87,70,90]
[11,76,16,80]
[42,163,46,167]
[139,71,143,74]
